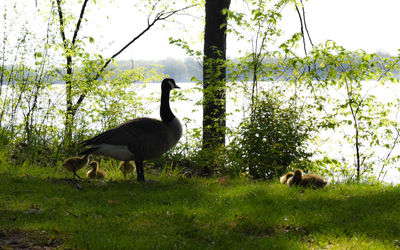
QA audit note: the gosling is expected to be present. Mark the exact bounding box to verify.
[280,171,294,184]
[87,161,107,179]
[287,169,328,188]
[119,161,136,179]
[61,154,90,179]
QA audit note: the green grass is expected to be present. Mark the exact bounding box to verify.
[1,164,400,249]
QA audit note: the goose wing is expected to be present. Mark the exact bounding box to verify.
[81,117,180,159]
[81,117,169,146]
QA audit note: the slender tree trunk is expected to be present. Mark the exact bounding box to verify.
[202,0,231,149]
[56,0,88,149]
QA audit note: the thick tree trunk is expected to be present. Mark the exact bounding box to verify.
[202,0,231,149]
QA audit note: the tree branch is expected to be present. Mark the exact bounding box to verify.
[56,0,67,47]
[72,0,89,46]
[72,4,196,113]
[107,5,195,66]
[300,0,314,47]
[295,4,307,56]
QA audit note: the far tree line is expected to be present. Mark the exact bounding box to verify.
[110,51,399,83]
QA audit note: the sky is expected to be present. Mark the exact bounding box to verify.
[3,0,400,60]
[95,0,400,60]
[290,0,400,55]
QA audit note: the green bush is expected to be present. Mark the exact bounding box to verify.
[228,91,312,179]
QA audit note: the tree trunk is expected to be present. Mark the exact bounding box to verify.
[202,0,231,149]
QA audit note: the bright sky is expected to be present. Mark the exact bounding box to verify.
[98,0,400,60]
[287,0,400,55]
[4,0,400,60]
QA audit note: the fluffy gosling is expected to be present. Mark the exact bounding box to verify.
[87,161,107,179]
[280,171,294,184]
[119,161,136,179]
[61,154,90,179]
[287,169,328,188]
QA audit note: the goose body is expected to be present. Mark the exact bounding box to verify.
[61,154,90,179]
[80,78,182,181]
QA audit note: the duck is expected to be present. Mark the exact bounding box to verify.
[119,161,136,179]
[287,169,328,188]
[61,154,90,179]
[280,171,294,184]
[79,78,182,182]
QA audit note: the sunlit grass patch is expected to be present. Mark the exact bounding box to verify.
[0,163,399,249]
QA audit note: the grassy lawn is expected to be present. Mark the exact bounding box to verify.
[0,164,400,249]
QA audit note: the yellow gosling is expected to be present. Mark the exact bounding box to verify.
[287,169,328,188]
[119,161,136,179]
[87,161,107,179]
[280,171,294,184]
[61,154,90,179]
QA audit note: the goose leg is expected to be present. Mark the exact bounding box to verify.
[74,172,83,179]
[135,160,145,182]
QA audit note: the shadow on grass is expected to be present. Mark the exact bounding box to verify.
[0,173,399,248]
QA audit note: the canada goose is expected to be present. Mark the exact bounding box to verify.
[61,154,90,179]
[280,171,294,184]
[79,78,182,182]
[119,161,136,179]
[287,169,328,188]
[87,161,107,179]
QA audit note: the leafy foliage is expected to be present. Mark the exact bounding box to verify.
[229,92,312,179]
[282,42,400,181]
[1,0,400,184]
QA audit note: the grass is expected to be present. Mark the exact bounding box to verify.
[0,163,400,249]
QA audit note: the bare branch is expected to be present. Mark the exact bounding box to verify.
[300,0,314,47]
[72,0,89,46]
[102,4,195,72]
[295,4,307,56]
[55,0,67,47]
[72,4,196,113]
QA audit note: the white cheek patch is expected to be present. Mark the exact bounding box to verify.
[168,79,175,89]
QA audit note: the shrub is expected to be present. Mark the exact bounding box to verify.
[228,91,312,179]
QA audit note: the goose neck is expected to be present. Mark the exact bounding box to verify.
[160,88,175,122]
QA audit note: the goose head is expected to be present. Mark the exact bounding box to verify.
[162,78,180,91]
[88,161,98,171]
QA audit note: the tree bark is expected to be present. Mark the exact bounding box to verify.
[202,0,231,149]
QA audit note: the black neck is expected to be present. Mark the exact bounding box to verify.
[160,88,175,122]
